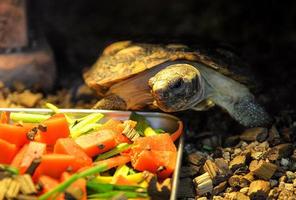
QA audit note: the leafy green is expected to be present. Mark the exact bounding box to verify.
[129,112,150,136]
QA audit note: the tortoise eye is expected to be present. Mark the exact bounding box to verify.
[170,79,183,89]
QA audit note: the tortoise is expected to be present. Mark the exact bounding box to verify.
[83,41,271,127]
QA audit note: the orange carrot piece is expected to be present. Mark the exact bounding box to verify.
[170,121,184,142]
[98,119,131,144]
[38,175,64,200]
[35,113,70,145]
[61,172,87,200]
[54,138,92,167]
[0,112,10,124]
[10,144,28,168]
[132,133,177,152]
[0,124,28,147]
[95,155,131,170]
[131,150,177,179]
[19,141,46,174]
[34,154,83,180]
[75,129,117,157]
[0,138,18,164]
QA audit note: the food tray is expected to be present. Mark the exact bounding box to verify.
[0,108,184,200]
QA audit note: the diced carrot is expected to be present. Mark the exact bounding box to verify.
[21,123,37,132]
[130,134,178,179]
[0,138,18,164]
[132,133,177,152]
[99,119,124,134]
[131,150,177,179]
[10,144,28,168]
[0,124,28,147]
[35,113,70,145]
[54,138,92,167]
[0,112,10,124]
[34,154,83,180]
[19,141,46,174]
[170,121,183,142]
[75,129,117,157]
[38,175,64,200]
[98,119,131,144]
[61,172,87,200]
[95,155,131,170]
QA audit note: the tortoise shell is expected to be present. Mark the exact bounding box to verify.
[83,41,249,95]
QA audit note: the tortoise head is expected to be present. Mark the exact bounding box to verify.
[148,63,205,112]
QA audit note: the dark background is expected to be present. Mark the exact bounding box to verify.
[28,0,296,131]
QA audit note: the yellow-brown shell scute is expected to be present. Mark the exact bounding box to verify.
[83,41,199,94]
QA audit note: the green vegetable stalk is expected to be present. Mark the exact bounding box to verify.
[10,112,51,123]
[38,163,108,200]
[95,143,131,161]
[70,113,104,138]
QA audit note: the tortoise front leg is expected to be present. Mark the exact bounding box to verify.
[93,94,127,110]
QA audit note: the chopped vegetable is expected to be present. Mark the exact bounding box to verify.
[94,155,131,170]
[75,129,118,157]
[35,113,70,145]
[70,113,104,138]
[61,172,87,200]
[0,124,28,147]
[10,112,51,123]
[33,154,84,179]
[38,176,64,200]
[54,138,92,167]
[112,164,130,183]
[18,141,46,174]
[129,112,150,136]
[11,144,29,168]
[95,143,131,161]
[132,150,177,179]
[0,111,10,124]
[132,133,177,152]
[39,163,108,200]
[144,127,158,136]
[88,191,148,199]
[0,138,19,164]
[0,164,19,175]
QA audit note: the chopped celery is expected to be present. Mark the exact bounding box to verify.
[45,102,60,113]
[144,127,157,136]
[95,143,131,161]
[10,112,51,123]
[70,113,104,138]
